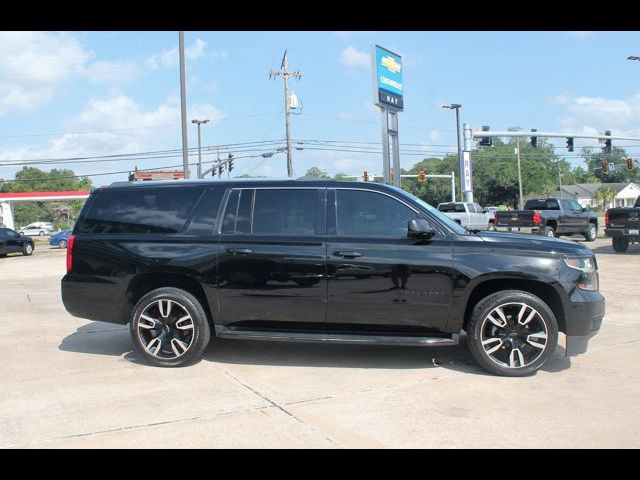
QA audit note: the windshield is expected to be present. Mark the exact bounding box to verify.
[390,186,468,234]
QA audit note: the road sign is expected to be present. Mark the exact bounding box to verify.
[463,151,473,192]
[372,45,404,111]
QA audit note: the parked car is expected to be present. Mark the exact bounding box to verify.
[49,230,72,248]
[604,195,640,252]
[494,197,598,241]
[0,227,34,257]
[436,202,490,230]
[61,180,604,377]
[484,206,499,230]
[18,222,54,236]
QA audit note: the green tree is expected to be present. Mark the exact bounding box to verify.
[333,172,351,181]
[594,186,616,209]
[304,166,330,179]
[581,146,640,183]
[1,167,92,229]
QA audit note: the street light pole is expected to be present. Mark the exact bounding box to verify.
[442,104,462,201]
[179,32,189,179]
[191,119,209,179]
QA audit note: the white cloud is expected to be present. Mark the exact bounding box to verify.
[339,46,370,68]
[552,92,640,135]
[84,59,145,86]
[0,31,90,115]
[146,38,222,70]
[567,31,593,39]
[0,93,225,181]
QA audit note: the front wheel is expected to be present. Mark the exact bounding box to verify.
[22,242,34,256]
[58,240,68,249]
[466,290,559,377]
[38,231,45,236]
[543,226,557,238]
[583,224,597,242]
[612,237,629,253]
[487,222,496,231]
[130,287,211,367]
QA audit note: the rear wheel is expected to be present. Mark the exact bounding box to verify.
[130,287,211,367]
[583,224,597,242]
[38,231,45,236]
[612,237,629,253]
[543,226,557,238]
[22,242,33,256]
[466,290,558,377]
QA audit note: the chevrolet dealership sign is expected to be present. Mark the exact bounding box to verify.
[373,45,404,111]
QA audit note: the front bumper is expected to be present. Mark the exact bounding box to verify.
[563,289,605,356]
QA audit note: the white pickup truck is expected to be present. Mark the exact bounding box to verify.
[437,202,492,230]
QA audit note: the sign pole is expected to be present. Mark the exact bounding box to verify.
[389,112,401,187]
[380,108,391,184]
[462,122,473,203]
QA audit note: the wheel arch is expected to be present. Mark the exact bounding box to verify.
[125,272,215,327]
[461,278,566,334]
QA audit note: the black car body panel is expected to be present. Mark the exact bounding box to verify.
[61,179,605,357]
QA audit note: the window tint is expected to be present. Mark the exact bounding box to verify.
[336,190,418,237]
[252,189,317,236]
[0,229,6,241]
[570,200,582,211]
[6,229,18,239]
[236,189,253,235]
[184,188,225,236]
[473,203,483,213]
[78,187,202,234]
[437,203,455,212]
[222,189,240,234]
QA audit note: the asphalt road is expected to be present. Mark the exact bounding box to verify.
[1,237,638,448]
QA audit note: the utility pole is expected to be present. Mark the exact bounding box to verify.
[269,50,302,178]
[442,104,463,201]
[515,138,524,210]
[558,161,563,197]
[191,119,209,179]
[179,32,189,179]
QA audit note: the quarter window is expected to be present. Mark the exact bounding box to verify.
[336,190,418,237]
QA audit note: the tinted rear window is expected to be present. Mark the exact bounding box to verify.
[524,199,559,210]
[184,188,225,236]
[78,187,202,234]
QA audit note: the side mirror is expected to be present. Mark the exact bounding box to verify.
[408,219,436,239]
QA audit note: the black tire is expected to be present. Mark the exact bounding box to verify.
[58,240,68,249]
[0,253,6,258]
[612,237,629,253]
[488,222,496,231]
[543,226,557,238]
[466,290,559,377]
[22,242,34,256]
[38,231,45,236]
[583,223,597,242]
[129,287,211,367]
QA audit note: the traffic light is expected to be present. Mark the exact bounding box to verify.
[530,129,538,148]
[601,160,608,174]
[479,125,492,146]
[418,169,426,182]
[627,158,634,171]
[228,153,234,172]
[566,137,574,152]
[603,130,612,154]
[363,171,369,182]
[218,164,224,177]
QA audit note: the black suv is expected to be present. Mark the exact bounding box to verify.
[61,180,605,376]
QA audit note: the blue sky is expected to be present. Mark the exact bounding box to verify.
[2,30,640,185]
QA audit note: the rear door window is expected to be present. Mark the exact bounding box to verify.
[78,187,202,234]
[184,188,225,236]
[252,189,317,236]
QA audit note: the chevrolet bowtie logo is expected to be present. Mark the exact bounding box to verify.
[381,55,401,73]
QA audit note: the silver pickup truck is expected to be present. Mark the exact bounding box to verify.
[437,202,491,230]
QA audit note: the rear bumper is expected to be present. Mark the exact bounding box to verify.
[495,226,540,234]
[563,289,605,356]
[61,274,125,324]
[605,227,639,239]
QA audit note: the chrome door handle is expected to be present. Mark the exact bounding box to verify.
[334,251,362,258]
[226,248,253,255]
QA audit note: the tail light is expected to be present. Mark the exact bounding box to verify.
[66,234,75,273]
[532,211,542,225]
[605,210,609,226]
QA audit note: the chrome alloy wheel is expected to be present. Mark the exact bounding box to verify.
[480,302,549,369]
[137,299,195,359]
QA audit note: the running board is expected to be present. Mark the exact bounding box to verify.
[215,326,458,347]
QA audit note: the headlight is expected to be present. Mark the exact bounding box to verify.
[564,256,598,291]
